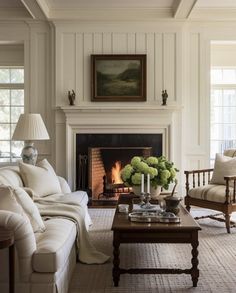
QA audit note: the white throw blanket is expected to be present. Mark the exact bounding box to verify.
[34,193,110,264]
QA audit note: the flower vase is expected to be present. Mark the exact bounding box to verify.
[150,185,162,199]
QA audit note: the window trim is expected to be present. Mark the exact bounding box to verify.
[210,66,236,165]
[0,67,24,162]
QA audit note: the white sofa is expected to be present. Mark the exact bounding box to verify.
[0,165,91,293]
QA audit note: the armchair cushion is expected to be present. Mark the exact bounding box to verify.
[19,159,62,197]
[211,154,236,186]
[189,184,234,203]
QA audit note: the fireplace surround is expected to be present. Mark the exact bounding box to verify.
[58,105,182,192]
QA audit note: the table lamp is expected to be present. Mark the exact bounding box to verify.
[12,113,50,165]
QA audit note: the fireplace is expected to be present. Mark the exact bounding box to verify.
[89,147,152,200]
[76,133,162,200]
[59,106,181,195]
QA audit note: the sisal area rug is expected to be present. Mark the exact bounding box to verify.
[69,208,236,293]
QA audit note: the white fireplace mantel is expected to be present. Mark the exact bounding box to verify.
[58,105,183,189]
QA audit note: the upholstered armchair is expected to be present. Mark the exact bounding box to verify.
[185,149,236,233]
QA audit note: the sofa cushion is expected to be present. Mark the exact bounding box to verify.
[13,187,45,233]
[211,153,236,186]
[19,159,62,197]
[0,166,23,187]
[33,218,76,273]
[0,185,29,221]
[57,176,71,194]
[189,184,234,203]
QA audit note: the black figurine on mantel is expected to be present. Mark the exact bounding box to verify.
[68,90,75,106]
[162,90,168,106]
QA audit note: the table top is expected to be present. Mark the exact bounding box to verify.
[111,194,201,232]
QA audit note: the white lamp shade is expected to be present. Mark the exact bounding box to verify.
[12,113,50,141]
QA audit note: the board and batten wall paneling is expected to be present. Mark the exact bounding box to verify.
[184,31,210,171]
[76,33,84,103]
[29,24,52,160]
[56,30,179,106]
[62,33,76,100]
[189,33,201,149]
[163,33,176,102]
[83,33,93,102]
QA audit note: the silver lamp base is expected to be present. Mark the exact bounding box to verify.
[21,142,38,165]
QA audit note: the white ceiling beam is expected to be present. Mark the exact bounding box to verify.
[36,0,50,19]
[20,0,47,20]
[173,0,198,19]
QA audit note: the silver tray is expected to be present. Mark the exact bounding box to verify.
[129,211,180,223]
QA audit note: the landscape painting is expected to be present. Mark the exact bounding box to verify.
[91,55,146,102]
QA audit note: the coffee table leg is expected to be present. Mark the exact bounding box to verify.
[191,232,199,287]
[113,233,120,287]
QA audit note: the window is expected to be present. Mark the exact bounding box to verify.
[210,67,236,166]
[0,68,24,162]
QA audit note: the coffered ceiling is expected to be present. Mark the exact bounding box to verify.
[1,0,236,21]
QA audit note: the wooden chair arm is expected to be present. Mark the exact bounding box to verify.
[224,175,236,181]
[223,177,236,203]
[185,168,214,196]
[184,168,213,175]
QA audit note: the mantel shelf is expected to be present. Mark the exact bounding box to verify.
[58,104,183,113]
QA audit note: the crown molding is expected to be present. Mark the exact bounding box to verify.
[48,7,172,21]
[190,8,236,21]
[0,8,31,20]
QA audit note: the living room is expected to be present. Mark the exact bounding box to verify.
[1,0,236,292]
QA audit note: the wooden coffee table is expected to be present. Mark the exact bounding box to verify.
[111,195,201,287]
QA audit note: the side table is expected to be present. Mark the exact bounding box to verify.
[0,230,14,293]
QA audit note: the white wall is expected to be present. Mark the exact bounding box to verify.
[0,44,24,66]
[211,43,236,66]
[54,21,184,179]
[2,19,236,191]
[0,21,53,165]
[184,23,236,175]
[54,22,183,107]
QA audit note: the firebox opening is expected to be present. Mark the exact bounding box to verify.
[89,147,152,200]
[76,133,163,201]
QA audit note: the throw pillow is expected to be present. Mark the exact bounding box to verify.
[19,159,62,197]
[0,185,29,223]
[13,187,45,233]
[211,153,236,185]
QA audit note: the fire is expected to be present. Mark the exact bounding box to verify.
[111,161,123,184]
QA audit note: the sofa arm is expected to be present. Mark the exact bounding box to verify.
[57,176,71,194]
[0,210,36,282]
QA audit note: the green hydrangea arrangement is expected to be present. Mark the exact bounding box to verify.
[121,156,178,190]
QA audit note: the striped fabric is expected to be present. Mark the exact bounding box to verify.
[33,218,76,273]
[0,166,23,187]
[189,184,234,203]
[0,210,36,282]
[223,149,236,157]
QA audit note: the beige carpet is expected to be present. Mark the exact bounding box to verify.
[69,208,236,293]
